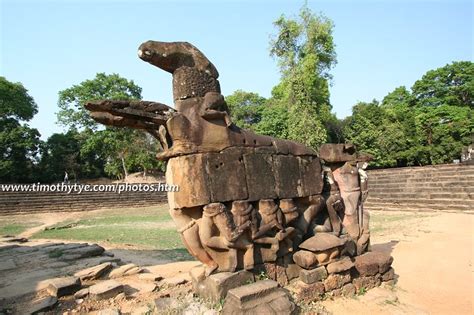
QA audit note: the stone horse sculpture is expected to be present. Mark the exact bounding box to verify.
[85,41,373,279]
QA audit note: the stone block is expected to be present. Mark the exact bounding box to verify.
[166,154,211,209]
[289,280,325,303]
[273,155,300,198]
[138,273,163,281]
[381,268,395,282]
[109,264,139,278]
[323,272,351,291]
[193,270,254,302]
[299,266,328,284]
[354,251,393,276]
[222,280,294,314]
[26,296,58,314]
[243,153,277,201]
[332,283,356,297]
[293,250,318,270]
[46,276,81,297]
[74,262,113,281]
[326,257,354,274]
[298,156,323,196]
[353,275,381,292]
[206,151,248,202]
[89,280,123,300]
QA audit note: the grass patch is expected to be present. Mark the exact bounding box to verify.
[31,205,185,251]
[0,222,39,236]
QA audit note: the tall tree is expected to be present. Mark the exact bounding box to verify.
[226,90,266,130]
[57,73,161,179]
[269,5,337,149]
[411,61,473,108]
[0,77,41,182]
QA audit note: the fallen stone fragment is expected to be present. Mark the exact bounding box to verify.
[0,244,19,251]
[192,270,254,302]
[124,266,142,276]
[293,250,318,269]
[74,288,89,299]
[60,244,105,261]
[89,280,123,301]
[109,264,138,278]
[326,256,354,274]
[3,236,28,243]
[46,276,81,297]
[222,280,295,314]
[138,273,163,281]
[299,266,328,284]
[162,276,188,286]
[354,251,393,276]
[74,262,113,281]
[0,258,16,271]
[381,267,395,281]
[26,296,58,314]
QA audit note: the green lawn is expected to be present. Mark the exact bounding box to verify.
[32,205,185,251]
[0,222,38,236]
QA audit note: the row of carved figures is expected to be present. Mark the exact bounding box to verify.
[169,161,370,276]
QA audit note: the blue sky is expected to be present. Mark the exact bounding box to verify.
[1,0,472,140]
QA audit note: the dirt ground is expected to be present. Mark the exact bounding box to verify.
[1,209,473,314]
[321,211,473,315]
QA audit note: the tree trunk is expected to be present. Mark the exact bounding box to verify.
[120,154,128,179]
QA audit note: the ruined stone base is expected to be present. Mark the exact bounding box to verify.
[190,265,255,302]
[190,250,395,306]
[287,251,395,303]
[222,280,295,314]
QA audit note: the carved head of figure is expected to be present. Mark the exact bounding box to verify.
[231,201,253,226]
[138,41,221,102]
[279,199,298,224]
[258,199,278,222]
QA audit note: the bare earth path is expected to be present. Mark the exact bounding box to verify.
[322,212,474,315]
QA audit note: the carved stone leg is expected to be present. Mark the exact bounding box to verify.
[172,216,218,275]
[294,195,324,246]
[341,191,361,240]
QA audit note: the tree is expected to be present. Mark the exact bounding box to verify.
[226,90,266,130]
[56,73,161,179]
[411,61,473,108]
[57,73,142,130]
[39,131,81,183]
[0,77,41,182]
[343,62,473,167]
[269,5,337,149]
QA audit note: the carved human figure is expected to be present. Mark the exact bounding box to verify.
[169,208,218,276]
[252,199,287,262]
[332,161,361,240]
[356,162,370,254]
[198,203,242,272]
[293,195,325,247]
[230,201,256,270]
[322,166,344,235]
